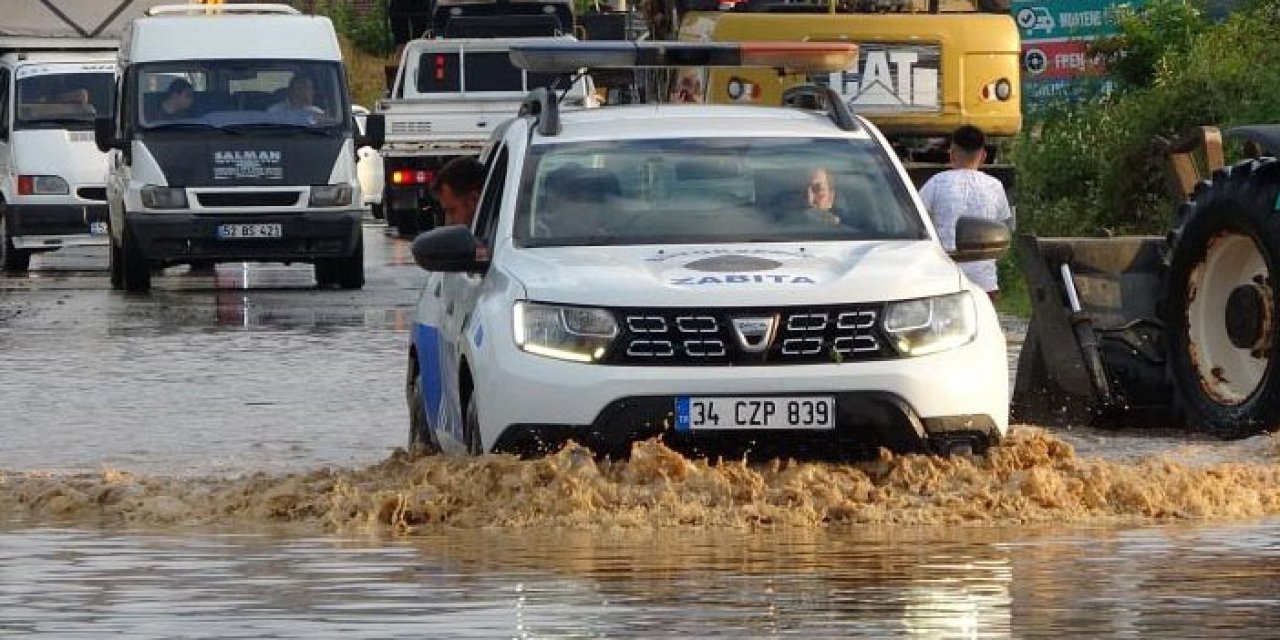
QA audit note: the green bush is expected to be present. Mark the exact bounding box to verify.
[323,0,395,57]
[1014,0,1280,238]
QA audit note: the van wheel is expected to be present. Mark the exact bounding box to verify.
[120,226,151,293]
[1165,158,1280,439]
[394,210,419,238]
[406,353,440,456]
[334,234,364,289]
[0,211,31,274]
[313,260,337,287]
[108,239,124,290]
[463,392,484,455]
[371,202,384,220]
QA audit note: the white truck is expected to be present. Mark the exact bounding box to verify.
[0,0,171,273]
[96,3,383,293]
[375,36,595,237]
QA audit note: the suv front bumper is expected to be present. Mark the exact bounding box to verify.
[472,322,1009,458]
[124,210,362,263]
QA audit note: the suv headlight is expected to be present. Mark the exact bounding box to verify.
[883,292,977,356]
[513,301,618,363]
[140,186,188,209]
[310,184,353,207]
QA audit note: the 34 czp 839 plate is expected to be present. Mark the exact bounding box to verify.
[675,396,835,432]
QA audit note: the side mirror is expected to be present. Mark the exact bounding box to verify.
[411,224,483,272]
[950,216,1010,262]
[358,113,385,150]
[94,116,119,153]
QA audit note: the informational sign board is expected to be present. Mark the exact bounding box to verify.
[1011,0,1145,108]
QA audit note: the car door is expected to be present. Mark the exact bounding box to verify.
[432,143,510,452]
[422,142,512,453]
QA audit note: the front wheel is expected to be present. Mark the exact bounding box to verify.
[120,226,151,293]
[406,353,441,456]
[0,211,32,274]
[463,392,484,455]
[1165,158,1280,438]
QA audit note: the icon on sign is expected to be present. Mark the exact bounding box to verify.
[1024,48,1048,75]
[1016,7,1056,35]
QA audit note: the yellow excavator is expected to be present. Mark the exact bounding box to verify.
[652,0,1021,190]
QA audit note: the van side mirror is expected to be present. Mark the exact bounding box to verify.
[411,224,483,272]
[950,216,1011,262]
[359,113,385,150]
[94,116,119,153]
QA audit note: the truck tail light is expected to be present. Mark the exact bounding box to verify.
[391,169,435,186]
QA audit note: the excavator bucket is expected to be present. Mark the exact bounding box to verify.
[1011,234,1174,426]
[1012,126,1235,427]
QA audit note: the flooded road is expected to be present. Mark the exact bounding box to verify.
[3,226,1280,636]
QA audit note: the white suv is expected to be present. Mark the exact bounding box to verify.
[405,43,1011,459]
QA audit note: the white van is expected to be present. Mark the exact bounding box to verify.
[97,4,383,292]
[0,40,117,273]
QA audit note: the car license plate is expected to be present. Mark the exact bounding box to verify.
[216,223,282,239]
[675,396,835,432]
[89,221,108,236]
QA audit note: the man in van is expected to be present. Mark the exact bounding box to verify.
[268,75,324,121]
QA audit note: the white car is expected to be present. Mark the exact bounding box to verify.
[405,42,1011,459]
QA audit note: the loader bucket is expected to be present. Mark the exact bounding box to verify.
[1011,233,1176,426]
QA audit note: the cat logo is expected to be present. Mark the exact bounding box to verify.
[821,43,942,113]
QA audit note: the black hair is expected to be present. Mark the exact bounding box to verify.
[950,125,986,154]
[164,78,193,98]
[433,156,486,196]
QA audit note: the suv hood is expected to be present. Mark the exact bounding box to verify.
[505,241,964,307]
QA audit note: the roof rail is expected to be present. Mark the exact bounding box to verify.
[519,87,561,137]
[145,4,301,17]
[780,85,859,132]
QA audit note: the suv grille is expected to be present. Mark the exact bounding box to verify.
[605,305,892,365]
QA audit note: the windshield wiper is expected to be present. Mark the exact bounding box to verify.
[142,122,242,134]
[20,117,96,127]
[222,122,339,136]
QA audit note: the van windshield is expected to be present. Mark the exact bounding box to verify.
[135,60,348,132]
[15,70,114,130]
[515,137,927,248]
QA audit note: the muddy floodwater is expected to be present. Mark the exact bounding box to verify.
[3,228,1280,637]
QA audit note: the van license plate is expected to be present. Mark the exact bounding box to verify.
[217,223,282,239]
[89,221,108,236]
[675,396,835,432]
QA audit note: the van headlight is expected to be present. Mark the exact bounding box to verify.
[140,186,188,209]
[883,292,977,356]
[310,184,352,207]
[513,301,618,363]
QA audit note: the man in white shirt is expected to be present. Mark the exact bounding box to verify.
[918,125,1013,301]
[268,75,324,122]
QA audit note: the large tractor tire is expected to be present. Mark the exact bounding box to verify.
[1164,157,1280,438]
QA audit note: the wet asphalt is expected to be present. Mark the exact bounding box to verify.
[0,219,421,475]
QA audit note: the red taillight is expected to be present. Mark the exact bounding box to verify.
[435,54,446,82]
[17,176,33,195]
[391,169,434,186]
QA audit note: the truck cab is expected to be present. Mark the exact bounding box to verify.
[98,3,381,293]
[376,35,594,237]
[0,40,117,273]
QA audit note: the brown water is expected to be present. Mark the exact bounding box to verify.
[5,234,1280,636]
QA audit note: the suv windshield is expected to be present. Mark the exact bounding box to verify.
[135,60,348,132]
[515,137,926,247]
[15,70,114,130]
